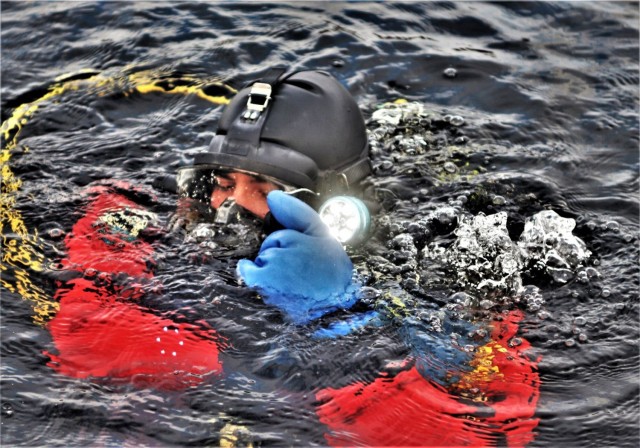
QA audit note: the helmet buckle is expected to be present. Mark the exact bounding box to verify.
[244,82,272,120]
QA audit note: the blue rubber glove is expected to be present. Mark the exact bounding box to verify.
[313,310,382,339]
[237,191,358,324]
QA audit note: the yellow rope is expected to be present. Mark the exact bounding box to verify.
[0,69,235,324]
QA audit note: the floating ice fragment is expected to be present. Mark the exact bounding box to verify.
[421,209,591,305]
[429,212,524,295]
[518,210,590,280]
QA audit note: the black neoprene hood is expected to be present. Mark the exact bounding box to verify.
[186,70,371,193]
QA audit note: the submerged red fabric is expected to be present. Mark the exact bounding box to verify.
[315,311,540,447]
[60,185,156,277]
[46,185,223,390]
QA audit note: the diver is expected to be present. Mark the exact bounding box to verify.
[175,68,374,325]
[46,68,540,445]
[46,68,374,388]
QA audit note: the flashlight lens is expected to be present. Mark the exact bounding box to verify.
[319,196,371,244]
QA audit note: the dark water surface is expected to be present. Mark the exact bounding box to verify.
[1,2,639,447]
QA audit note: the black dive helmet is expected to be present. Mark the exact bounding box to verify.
[177,68,371,203]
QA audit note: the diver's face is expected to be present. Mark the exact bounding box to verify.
[210,172,279,219]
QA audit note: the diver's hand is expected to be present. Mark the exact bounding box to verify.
[237,191,357,324]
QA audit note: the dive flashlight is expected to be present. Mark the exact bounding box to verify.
[318,196,371,245]
[214,193,372,245]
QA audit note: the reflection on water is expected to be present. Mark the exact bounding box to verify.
[1,1,638,447]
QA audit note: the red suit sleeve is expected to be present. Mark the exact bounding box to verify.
[315,310,540,447]
[46,184,224,390]
[60,184,157,277]
[46,279,223,390]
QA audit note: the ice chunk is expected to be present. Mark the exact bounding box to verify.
[518,210,591,281]
[426,212,524,295]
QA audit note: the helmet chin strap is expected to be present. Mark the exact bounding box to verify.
[284,187,318,197]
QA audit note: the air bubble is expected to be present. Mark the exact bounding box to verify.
[537,310,551,320]
[443,162,457,173]
[359,287,381,303]
[443,67,457,78]
[199,240,217,250]
[565,338,576,347]
[449,115,465,127]
[191,224,215,241]
[528,303,541,312]
[492,195,506,206]
[605,221,620,231]
[577,271,589,284]
[509,337,522,347]
[549,267,573,284]
[584,267,599,278]
[601,288,611,297]
[1,403,14,418]
[48,228,65,239]
[372,107,403,126]
[380,160,394,170]
[578,333,588,342]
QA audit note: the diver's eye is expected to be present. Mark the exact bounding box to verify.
[214,179,235,192]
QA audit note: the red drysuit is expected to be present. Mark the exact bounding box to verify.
[316,310,541,447]
[45,183,223,390]
[44,182,540,445]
